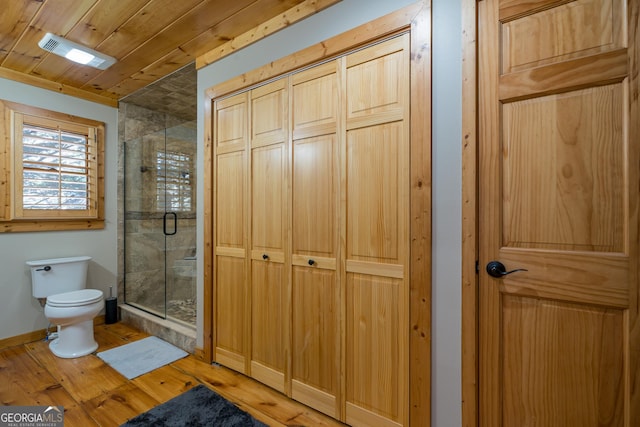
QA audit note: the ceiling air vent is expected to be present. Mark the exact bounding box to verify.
[38,33,116,70]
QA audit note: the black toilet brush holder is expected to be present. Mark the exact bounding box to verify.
[105,286,117,324]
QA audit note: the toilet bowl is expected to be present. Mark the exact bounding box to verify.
[27,256,104,359]
[44,289,104,358]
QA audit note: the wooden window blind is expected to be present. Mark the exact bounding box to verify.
[13,113,98,219]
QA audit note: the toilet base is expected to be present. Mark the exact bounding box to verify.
[48,319,98,358]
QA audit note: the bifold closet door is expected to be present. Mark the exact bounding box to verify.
[213,93,249,374]
[249,79,289,393]
[344,34,410,427]
[290,61,341,418]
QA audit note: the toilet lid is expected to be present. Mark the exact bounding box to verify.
[47,289,103,307]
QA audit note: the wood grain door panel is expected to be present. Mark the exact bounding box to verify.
[290,61,340,418]
[344,34,410,427]
[249,78,288,393]
[478,0,639,425]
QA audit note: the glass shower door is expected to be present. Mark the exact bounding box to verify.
[161,123,197,326]
[124,121,196,326]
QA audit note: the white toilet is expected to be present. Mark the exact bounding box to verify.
[27,256,104,358]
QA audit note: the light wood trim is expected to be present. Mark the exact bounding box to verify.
[204,2,425,100]
[216,348,246,373]
[251,361,286,394]
[627,0,640,423]
[461,0,478,426]
[0,67,118,107]
[292,379,337,418]
[337,55,347,422]
[0,329,47,350]
[204,83,214,362]
[345,403,403,427]
[499,48,628,102]
[408,4,432,425]
[250,250,285,263]
[498,0,574,21]
[215,247,246,258]
[192,346,206,362]
[291,254,336,270]
[346,260,404,279]
[196,0,342,69]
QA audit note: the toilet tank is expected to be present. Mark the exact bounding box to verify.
[27,256,91,298]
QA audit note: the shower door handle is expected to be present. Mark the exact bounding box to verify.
[163,212,177,236]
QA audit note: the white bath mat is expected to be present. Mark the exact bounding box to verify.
[97,336,188,379]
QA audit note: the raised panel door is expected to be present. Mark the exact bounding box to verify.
[478,0,638,425]
[213,94,248,373]
[344,34,410,427]
[249,79,288,393]
[290,60,340,418]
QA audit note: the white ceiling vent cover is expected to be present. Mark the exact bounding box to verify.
[38,33,116,70]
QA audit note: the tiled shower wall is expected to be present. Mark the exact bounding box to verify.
[117,102,197,350]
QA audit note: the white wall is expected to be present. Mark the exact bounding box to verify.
[0,78,119,341]
[196,0,463,425]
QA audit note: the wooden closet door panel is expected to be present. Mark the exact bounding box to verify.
[250,79,288,393]
[344,34,410,427]
[291,266,338,415]
[216,152,245,248]
[292,134,337,256]
[213,93,248,374]
[346,274,403,425]
[251,144,285,251]
[291,134,339,416]
[290,60,340,418]
[347,123,401,262]
[214,256,247,372]
[216,92,247,154]
[346,36,408,130]
[252,79,287,147]
[250,260,286,392]
[292,60,339,140]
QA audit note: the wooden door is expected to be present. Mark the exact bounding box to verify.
[249,79,289,393]
[478,0,639,425]
[290,61,341,418]
[213,92,249,374]
[344,34,410,427]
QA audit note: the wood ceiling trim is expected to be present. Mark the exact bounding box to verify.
[196,0,342,69]
[0,66,118,107]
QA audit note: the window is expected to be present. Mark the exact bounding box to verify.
[0,100,105,232]
[156,151,193,212]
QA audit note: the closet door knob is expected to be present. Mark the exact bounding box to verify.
[308,259,315,266]
[485,261,527,278]
[262,254,269,260]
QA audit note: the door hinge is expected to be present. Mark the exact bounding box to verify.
[475,260,480,274]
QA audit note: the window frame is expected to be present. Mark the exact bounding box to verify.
[0,100,105,232]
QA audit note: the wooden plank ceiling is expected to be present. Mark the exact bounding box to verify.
[0,0,340,107]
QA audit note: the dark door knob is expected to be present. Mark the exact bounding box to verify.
[486,261,527,278]
[262,254,269,260]
[308,259,315,266]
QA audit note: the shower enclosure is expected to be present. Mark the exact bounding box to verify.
[123,121,197,327]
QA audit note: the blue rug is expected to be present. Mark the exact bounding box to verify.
[120,384,267,426]
[97,336,188,379]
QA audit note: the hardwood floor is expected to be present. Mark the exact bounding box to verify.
[0,322,346,426]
